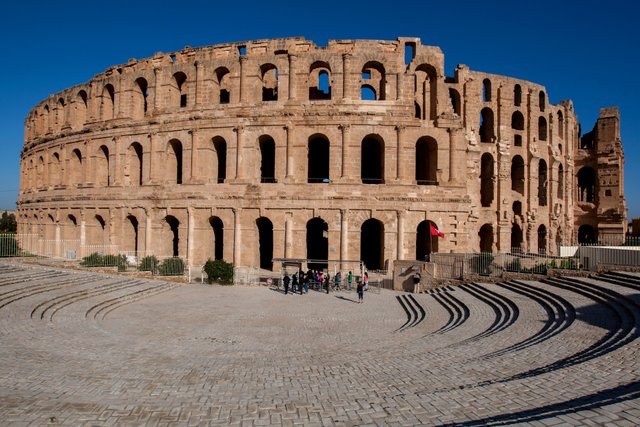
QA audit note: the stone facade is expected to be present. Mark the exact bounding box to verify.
[17,37,627,271]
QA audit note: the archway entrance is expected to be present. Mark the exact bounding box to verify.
[361,219,384,270]
[578,224,597,244]
[416,220,439,260]
[256,217,273,270]
[306,218,328,270]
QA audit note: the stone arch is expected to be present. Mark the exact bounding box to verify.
[256,217,273,270]
[415,64,437,120]
[42,105,50,133]
[96,145,110,187]
[163,215,180,257]
[578,224,597,244]
[480,108,495,143]
[124,214,139,254]
[172,72,188,108]
[309,61,331,100]
[479,223,494,253]
[514,84,522,106]
[511,223,523,251]
[538,116,548,141]
[539,90,546,111]
[511,111,525,130]
[126,142,143,186]
[361,61,386,100]
[511,155,525,195]
[416,220,439,261]
[538,159,548,206]
[212,136,227,183]
[167,139,183,184]
[259,135,276,183]
[538,224,547,254]
[36,156,45,189]
[214,67,231,104]
[415,136,437,185]
[87,214,108,246]
[557,110,564,139]
[449,88,461,115]
[361,134,385,184]
[209,216,224,261]
[361,218,384,270]
[480,153,494,207]
[50,152,61,187]
[306,217,328,270]
[56,98,66,131]
[483,78,492,102]
[557,163,564,199]
[100,84,115,121]
[69,148,83,186]
[260,63,278,101]
[73,90,88,130]
[132,77,148,119]
[577,167,597,202]
[308,134,330,183]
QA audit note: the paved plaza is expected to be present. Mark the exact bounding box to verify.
[0,261,639,426]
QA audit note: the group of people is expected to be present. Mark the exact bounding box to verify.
[281,269,369,303]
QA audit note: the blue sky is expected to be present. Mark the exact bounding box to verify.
[0,0,638,219]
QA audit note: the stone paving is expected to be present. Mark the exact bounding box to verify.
[0,261,639,426]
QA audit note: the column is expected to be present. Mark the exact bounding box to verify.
[339,124,350,180]
[79,214,86,258]
[112,136,122,186]
[284,213,292,258]
[342,53,352,100]
[340,209,348,269]
[397,210,405,261]
[189,129,198,183]
[194,61,204,106]
[187,207,194,266]
[233,125,244,180]
[395,125,405,181]
[145,209,152,257]
[148,133,158,184]
[284,125,292,180]
[153,67,164,111]
[288,54,297,100]
[448,128,464,184]
[233,208,241,265]
[239,56,248,103]
[55,221,61,258]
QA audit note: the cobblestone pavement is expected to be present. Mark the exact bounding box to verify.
[0,261,639,426]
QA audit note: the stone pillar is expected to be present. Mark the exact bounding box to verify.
[233,125,244,180]
[340,209,348,269]
[339,124,350,180]
[284,125,293,181]
[145,210,152,257]
[288,54,297,100]
[79,214,86,258]
[153,67,164,111]
[239,56,248,103]
[397,210,405,261]
[342,54,352,100]
[284,213,292,258]
[148,133,158,184]
[189,129,199,184]
[395,125,405,181]
[112,136,122,186]
[55,221,61,258]
[233,208,241,265]
[194,61,204,106]
[187,207,194,266]
[448,128,464,184]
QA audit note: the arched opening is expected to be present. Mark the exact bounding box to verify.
[511,111,525,130]
[167,139,183,184]
[514,134,522,147]
[361,135,384,184]
[482,79,492,102]
[416,220,439,261]
[50,153,61,187]
[480,108,495,143]
[511,223,523,252]
[360,85,376,100]
[513,200,522,217]
[209,216,224,261]
[42,105,50,133]
[558,163,564,199]
[70,149,83,186]
[538,116,548,141]
[539,90,546,111]
[212,136,227,183]
[415,136,437,185]
[260,64,278,101]
[164,215,180,257]
[215,67,231,104]
[361,219,384,270]
[74,90,87,129]
[514,84,522,107]
[578,224,597,244]
[173,72,188,108]
[56,98,66,130]
[480,153,494,207]
[415,64,437,120]
[538,224,547,255]
[309,62,331,100]
[308,134,330,183]
[37,157,44,189]
[414,102,421,119]
[557,111,564,139]
[361,61,386,100]
[479,224,494,253]
[101,84,115,120]
[306,218,328,270]
[64,214,78,241]
[449,88,461,115]
[256,217,273,270]
[577,167,597,202]
[511,155,525,195]
[133,77,148,119]
[125,215,139,254]
[96,145,110,187]
[259,135,276,183]
[538,159,548,206]
[127,142,143,186]
[90,215,108,246]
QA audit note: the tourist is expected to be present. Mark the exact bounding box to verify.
[283,274,290,295]
[292,273,298,294]
[334,271,341,290]
[357,279,364,303]
[363,271,369,291]
[324,272,330,294]
[347,271,353,291]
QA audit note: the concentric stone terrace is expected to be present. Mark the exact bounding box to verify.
[1,261,639,425]
[17,37,626,273]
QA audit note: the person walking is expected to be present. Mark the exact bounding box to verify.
[357,279,364,303]
[283,274,290,295]
[334,271,341,291]
[299,270,304,295]
[292,273,298,294]
[347,271,353,291]
[324,272,330,294]
[363,271,369,291]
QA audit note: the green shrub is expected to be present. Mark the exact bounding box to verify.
[470,253,495,276]
[158,257,185,276]
[505,257,522,273]
[203,259,234,284]
[80,252,126,271]
[139,255,159,273]
[560,258,579,270]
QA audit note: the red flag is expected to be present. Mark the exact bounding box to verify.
[430,224,445,238]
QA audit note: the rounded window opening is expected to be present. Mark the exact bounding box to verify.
[361,219,384,270]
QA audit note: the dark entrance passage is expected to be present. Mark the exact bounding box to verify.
[416,220,439,260]
[578,224,597,244]
[165,215,180,257]
[361,219,384,270]
[256,217,273,270]
[308,135,330,183]
[306,218,328,270]
[209,216,224,260]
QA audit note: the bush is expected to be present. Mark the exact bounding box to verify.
[203,259,234,284]
[470,253,495,276]
[504,257,522,273]
[80,252,126,271]
[0,234,21,257]
[139,255,159,273]
[158,257,185,276]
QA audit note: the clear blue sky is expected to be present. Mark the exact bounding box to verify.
[0,0,638,219]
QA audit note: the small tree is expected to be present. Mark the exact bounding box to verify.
[139,255,159,273]
[158,257,185,276]
[203,259,234,284]
[0,212,17,233]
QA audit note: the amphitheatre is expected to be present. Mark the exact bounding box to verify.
[16,36,627,277]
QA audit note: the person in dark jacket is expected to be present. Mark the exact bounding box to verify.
[283,274,290,295]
